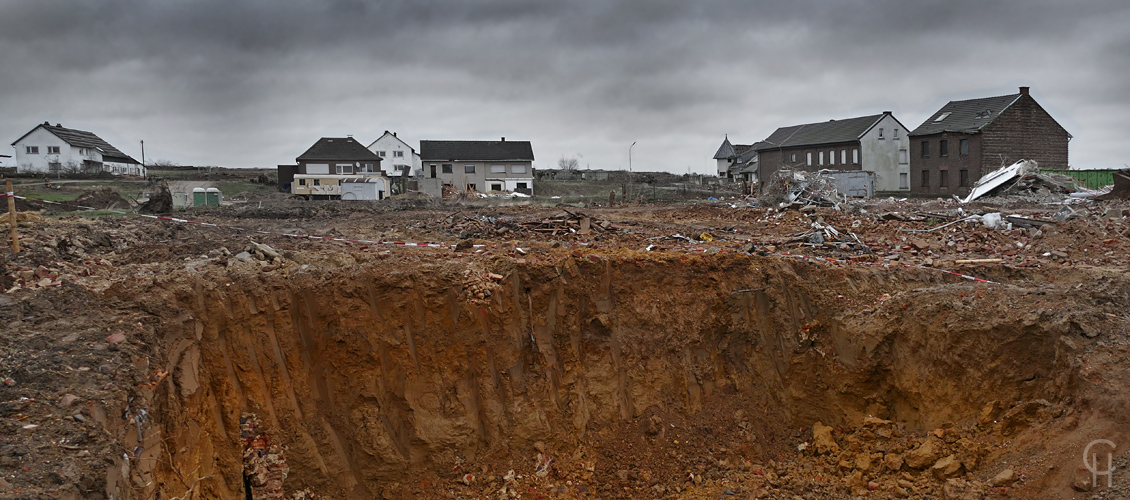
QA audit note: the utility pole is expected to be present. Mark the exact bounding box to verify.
[6,179,18,253]
[140,140,145,175]
[628,141,636,200]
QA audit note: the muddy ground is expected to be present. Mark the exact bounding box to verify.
[2,195,1130,499]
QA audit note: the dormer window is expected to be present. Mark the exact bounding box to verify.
[933,112,952,122]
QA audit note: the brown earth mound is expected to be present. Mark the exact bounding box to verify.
[74,187,131,210]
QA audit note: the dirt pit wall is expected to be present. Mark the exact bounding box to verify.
[145,251,1080,498]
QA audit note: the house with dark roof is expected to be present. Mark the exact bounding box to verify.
[754,111,910,193]
[908,87,1070,196]
[419,138,535,196]
[10,122,144,176]
[277,136,385,197]
[713,136,752,179]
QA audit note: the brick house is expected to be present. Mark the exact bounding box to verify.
[908,87,1070,196]
[754,112,910,192]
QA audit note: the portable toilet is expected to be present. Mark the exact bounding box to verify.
[205,188,221,206]
[192,188,207,207]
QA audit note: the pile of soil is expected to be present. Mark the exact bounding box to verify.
[138,183,172,214]
[74,188,131,210]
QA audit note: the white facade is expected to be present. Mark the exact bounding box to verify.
[367,131,421,177]
[858,114,910,192]
[11,124,144,176]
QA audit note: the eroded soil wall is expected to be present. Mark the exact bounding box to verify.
[149,253,1079,498]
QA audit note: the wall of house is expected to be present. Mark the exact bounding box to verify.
[980,95,1070,172]
[422,161,533,192]
[859,114,909,192]
[104,160,145,177]
[717,158,733,177]
[368,135,422,177]
[909,133,983,196]
[757,142,862,188]
[13,128,98,173]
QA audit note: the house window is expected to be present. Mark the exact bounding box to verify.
[894,129,899,139]
[819,151,824,165]
[464,165,475,173]
[939,170,949,187]
[395,165,408,171]
[960,139,969,156]
[377,151,386,157]
[939,140,949,157]
[899,172,909,189]
[899,149,908,164]
[960,169,969,187]
[490,164,506,173]
[852,149,859,164]
[298,178,306,186]
[394,151,404,158]
[466,183,477,191]
[491,183,503,191]
[363,163,374,172]
[878,128,885,139]
[26,146,39,154]
[516,182,528,189]
[921,141,930,158]
[511,165,527,174]
[442,164,452,174]
[313,179,321,186]
[806,152,812,166]
[47,146,60,154]
[921,170,929,187]
[841,150,846,164]
[790,153,797,163]
[337,164,353,174]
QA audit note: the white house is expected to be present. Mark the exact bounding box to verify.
[10,122,144,176]
[367,131,421,177]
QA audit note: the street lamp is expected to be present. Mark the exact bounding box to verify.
[628,141,636,199]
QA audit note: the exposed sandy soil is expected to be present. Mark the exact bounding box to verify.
[2,196,1130,499]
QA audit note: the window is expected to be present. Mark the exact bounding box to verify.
[511,165,527,174]
[921,141,930,158]
[337,164,353,174]
[516,182,528,189]
[464,165,475,173]
[490,164,506,174]
[442,164,452,173]
[921,170,929,187]
[939,170,949,187]
[828,151,834,166]
[47,146,60,154]
[960,139,969,156]
[841,150,846,164]
[313,179,321,186]
[939,140,949,157]
[878,128,885,139]
[899,149,908,164]
[394,165,408,171]
[491,183,503,191]
[363,163,374,172]
[934,112,952,122]
[894,129,900,139]
[790,153,796,163]
[377,151,386,157]
[298,178,306,186]
[394,150,404,158]
[852,149,859,164]
[899,172,909,189]
[806,152,812,166]
[819,151,824,165]
[959,169,969,187]
[466,183,477,191]
[26,146,38,154]
[48,162,61,172]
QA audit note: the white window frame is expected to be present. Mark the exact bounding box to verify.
[47,146,60,154]
[393,150,404,158]
[806,152,812,166]
[377,151,386,157]
[852,149,859,164]
[26,146,38,154]
[511,165,527,174]
[464,165,475,173]
[490,164,506,174]
[841,150,846,164]
[878,128,885,139]
[819,151,824,166]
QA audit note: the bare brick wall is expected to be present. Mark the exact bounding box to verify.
[910,133,983,196]
[980,95,1070,171]
[757,142,862,187]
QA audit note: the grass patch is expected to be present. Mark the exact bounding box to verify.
[47,209,134,219]
[21,190,81,202]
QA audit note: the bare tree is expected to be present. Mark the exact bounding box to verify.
[557,156,579,171]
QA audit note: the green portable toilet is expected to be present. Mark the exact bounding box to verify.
[192,187,206,207]
[205,188,221,206]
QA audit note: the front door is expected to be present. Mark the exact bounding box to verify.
[430,165,436,178]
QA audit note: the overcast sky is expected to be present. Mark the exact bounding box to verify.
[2,0,1127,173]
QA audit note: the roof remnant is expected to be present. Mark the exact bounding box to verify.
[420,140,534,162]
[296,137,382,162]
[960,160,1039,203]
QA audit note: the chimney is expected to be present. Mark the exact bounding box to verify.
[883,110,892,115]
[1019,86,1030,95]
[56,123,61,127]
[43,121,50,125]
[501,137,506,142]
[347,134,353,139]
[393,132,397,137]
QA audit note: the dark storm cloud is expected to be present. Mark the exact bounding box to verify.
[1,0,1128,170]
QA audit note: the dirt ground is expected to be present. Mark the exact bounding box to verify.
[2,193,1130,499]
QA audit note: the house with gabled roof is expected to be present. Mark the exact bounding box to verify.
[908,86,1070,196]
[754,111,910,193]
[419,138,534,196]
[367,131,421,177]
[277,136,385,197]
[10,122,144,176]
[713,135,752,179]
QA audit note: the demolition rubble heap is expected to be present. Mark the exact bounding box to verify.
[1,191,1130,500]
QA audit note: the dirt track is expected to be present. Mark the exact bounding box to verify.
[2,197,1130,499]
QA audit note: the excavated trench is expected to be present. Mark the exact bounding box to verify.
[139,252,1084,498]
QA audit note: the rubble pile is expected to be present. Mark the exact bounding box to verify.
[73,188,132,210]
[518,209,614,236]
[761,169,848,209]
